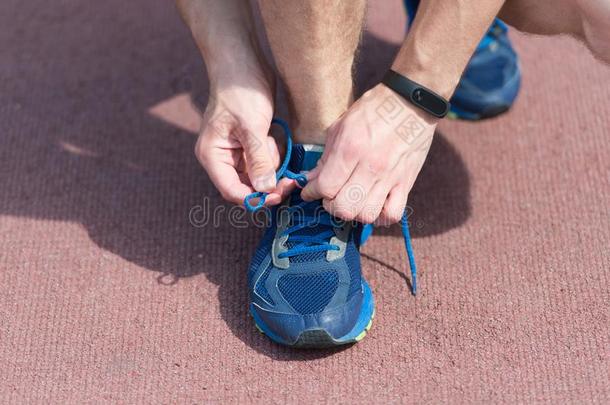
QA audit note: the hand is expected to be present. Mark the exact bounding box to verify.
[195,73,294,206]
[301,84,437,225]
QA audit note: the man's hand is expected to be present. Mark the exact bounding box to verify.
[301,84,436,225]
[196,78,293,206]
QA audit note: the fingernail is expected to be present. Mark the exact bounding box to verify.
[252,173,276,192]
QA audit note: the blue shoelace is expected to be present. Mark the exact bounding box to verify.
[244,118,417,295]
[275,200,341,259]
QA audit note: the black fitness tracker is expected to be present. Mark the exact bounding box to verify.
[382,69,450,119]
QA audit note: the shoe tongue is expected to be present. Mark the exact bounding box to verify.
[289,144,324,172]
[285,144,330,264]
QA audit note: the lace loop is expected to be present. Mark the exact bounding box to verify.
[244,119,306,212]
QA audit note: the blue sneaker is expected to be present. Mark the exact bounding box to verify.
[244,119,417,348]
[405,1,521,120]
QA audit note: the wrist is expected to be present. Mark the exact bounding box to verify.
[381,69,449,119]
[206,47,274,96]
[391,41,462,100]
[390,63,459,102]
[200,23,275,89]
[370,84,439,127]
[204,32,266,79]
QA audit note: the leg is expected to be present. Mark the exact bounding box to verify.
[500,0,610,63]
[257,0,366,144]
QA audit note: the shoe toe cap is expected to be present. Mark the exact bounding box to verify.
[251,289,364,346]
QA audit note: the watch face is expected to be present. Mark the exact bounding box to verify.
[411,87,448,118]
[413,89,424,102]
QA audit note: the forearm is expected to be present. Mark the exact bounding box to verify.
[176,0,267,86]
[392,0,505,99]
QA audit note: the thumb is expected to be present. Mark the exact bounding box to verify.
[241,127,276,192]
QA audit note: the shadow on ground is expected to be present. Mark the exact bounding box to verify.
[0,0,469,360]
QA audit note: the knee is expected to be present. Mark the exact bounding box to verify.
[577,0,610,63]
[582,26,610,64]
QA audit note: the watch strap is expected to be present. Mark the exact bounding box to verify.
[382,69,450,119]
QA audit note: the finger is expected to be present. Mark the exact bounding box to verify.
[304,163,322,182]
[232,137,281,177]
[324,163,379,221]
[266,136,282,170]
[205,160,256,205]
[301,143,358,202]
[264,178,296,206]
[234,172,294,207]
[195,133,255,205]
[375,184,408,226]
[237,124,277,193]
[355,181,392,224]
